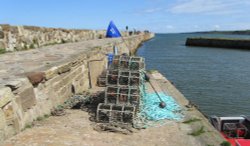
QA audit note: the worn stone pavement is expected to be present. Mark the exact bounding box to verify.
[3,109,196,146]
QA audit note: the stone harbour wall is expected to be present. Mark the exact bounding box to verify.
[0,32,154,142]
[0,24,108,52]
[186,37,250,50]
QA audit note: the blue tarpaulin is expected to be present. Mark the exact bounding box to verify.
[106,21,122,38]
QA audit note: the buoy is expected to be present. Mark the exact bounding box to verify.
[159,101,166,108]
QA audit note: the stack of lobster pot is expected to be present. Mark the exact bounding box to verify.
[96,55,145,125]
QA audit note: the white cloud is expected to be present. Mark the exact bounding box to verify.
[213,25,220,30]
[170,0,221,13]
[194,25,199,28]
[166,25,174,29]
[224,22,250,30]
[143,8,162,13]
[169,0,250,15]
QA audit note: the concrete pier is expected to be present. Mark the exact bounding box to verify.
[186,37,250,49]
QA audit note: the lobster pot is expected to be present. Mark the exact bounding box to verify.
[98,77,106,87]
[130,57,145,71]
[106,70,144,86]
[110,55,145,71]
[106,70,119,85]
[111,55,120,69]
[119,56,130,70]
[129,71,141,86]
[97,71,107,87]
[130,88,140,105]
[105,86,119,104]
[96,103,135,124]
[104,86,140,106]
[96,54,146,125]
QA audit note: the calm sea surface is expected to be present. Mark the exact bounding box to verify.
[137,33,250,116]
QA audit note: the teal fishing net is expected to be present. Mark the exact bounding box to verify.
[134,72,183,128]
[139,92,183,121]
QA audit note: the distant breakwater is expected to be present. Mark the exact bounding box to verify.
[0,24,153,53]
[186,37,250,49]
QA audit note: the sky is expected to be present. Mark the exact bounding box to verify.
[1,0,250,33]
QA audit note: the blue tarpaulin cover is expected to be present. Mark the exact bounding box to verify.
[106,21,122,38]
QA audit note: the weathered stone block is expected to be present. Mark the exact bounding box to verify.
[71,60,81,67]
[57,63,71,74]
[2,101,21,135]
[44,74,61,88]
[15,82,36,112]
[88,60,105,87]
[47,88,60,106]
[12,116,21,133]
[36,99,52,116]
[57,85,71,103]
[79,78,85,87]
[0,31,4,39]
[62,75,72,86]
[74,73,84,82]
[4,125,16,140]
[57,67,81,89]
[0,109,6,130]
[17,26,24,36]
[26,72,45,86]
[12,97,24,130]
[2,102,14,125]
[45,67,58,80]
[19,94,35,112]
[1,24,11,31]
[0,40,5,49]
[52,81,63,92]
[5,78,26,91]
[72,78,85,94]
[0,87,13,108]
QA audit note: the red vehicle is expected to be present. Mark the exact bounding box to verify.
[210,116,250,146]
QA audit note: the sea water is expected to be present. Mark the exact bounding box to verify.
[137,33,250,116]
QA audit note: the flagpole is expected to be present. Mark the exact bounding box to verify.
[120,34,133,56]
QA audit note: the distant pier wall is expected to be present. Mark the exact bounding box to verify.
[0,24,106,52]
[186,37,250,49]
[0,24,152,52]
